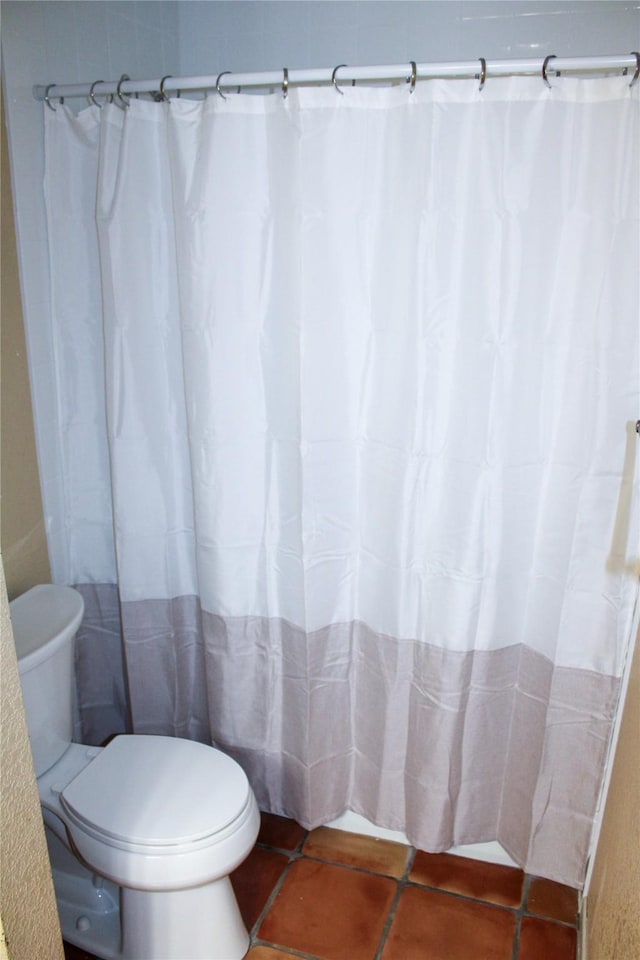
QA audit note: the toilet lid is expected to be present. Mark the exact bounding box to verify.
[61,735,251,847]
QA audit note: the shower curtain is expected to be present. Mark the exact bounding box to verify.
[43,75,639,888]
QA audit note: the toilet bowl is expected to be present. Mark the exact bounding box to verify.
[11,584,260,960]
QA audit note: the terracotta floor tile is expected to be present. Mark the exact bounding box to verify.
[382,885,516,960]
[303,826,410,878]
[526,876,579,925]
[258,812,307,851]
[258,857,397,960]
[518,916,577,960]
[409,850,525,908]
[231,845,290,931]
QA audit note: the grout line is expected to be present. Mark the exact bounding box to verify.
[256,841,305,858]
[372,879,403,960]
[248,843,307,942]
[372,843,418,960]
[511,873,532,960]
[297,851,408,882]
[520,913,580,929]
[402,877,523,914]
[251,940,320,960]
[520,874,580,929]
[401,844,417,885]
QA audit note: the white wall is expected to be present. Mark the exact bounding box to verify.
[176,1,640,77]
[2,0,639,582]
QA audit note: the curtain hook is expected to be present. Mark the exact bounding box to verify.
[216,71,231,100]
[477,57,487,92]
[159,76,172,101]
[89,80,104,109]
[282,67,289,99]
[44,83,60,112]
[542,54,558,89]
[116,74,131,109]
[332,64,347,96]
[408,61,417,94]
[629,51,640,88]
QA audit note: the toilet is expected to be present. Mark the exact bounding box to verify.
[10,584,260,960]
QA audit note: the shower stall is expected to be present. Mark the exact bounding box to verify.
[3,2,639,897]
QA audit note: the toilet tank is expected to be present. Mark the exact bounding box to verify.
[10,584,85,777]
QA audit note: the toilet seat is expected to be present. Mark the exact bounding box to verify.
[58,735,260,891]
[61,735,251,849]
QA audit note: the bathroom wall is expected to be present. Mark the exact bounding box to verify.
[0,90,61,959]
[586,629,640,958]
[176,0,640,76]
[1,89,50,601]
[0,559,63,959]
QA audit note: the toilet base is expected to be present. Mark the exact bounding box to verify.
[48,829,122,959]
[121,879,249,960]
[47,826,251,960]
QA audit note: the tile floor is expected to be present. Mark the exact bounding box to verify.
[64,813,578,960]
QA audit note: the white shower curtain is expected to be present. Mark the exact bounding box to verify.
[43,76,639,887]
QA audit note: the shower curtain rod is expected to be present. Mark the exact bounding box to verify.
[34,53,640,105]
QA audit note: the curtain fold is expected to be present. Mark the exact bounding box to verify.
[43,76,639,887]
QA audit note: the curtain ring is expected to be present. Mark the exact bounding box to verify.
[216,71,231,100]
[89,80,105,108]
[542,55,557,89]
[408,61,417,94]
[116,74,131,109]
[44,83,60,112]
[629,51,640,87]
[477,58,487,92]
[282,67,289,99]
[332,64,347,96]
[159,76,172,101]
